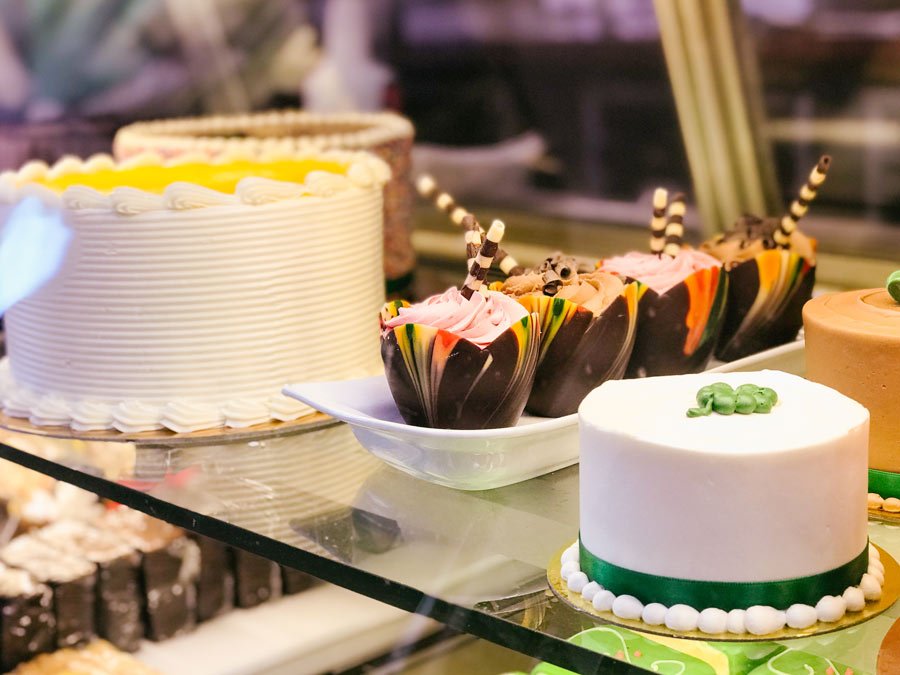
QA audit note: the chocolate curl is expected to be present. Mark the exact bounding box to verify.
[416,173,523,275]
[650,187,669,255]
[542,268,562,296]
[775,155,831,247]
[663,192,686,257]
[460,220,504,300]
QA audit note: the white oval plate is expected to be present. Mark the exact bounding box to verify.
[283,376,578,491]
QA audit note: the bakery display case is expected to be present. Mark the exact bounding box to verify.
[1,0,899,673]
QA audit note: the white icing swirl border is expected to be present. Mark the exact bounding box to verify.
[114,109,414,156]
[559,541,884,636]
[0,149,391,214]
[0,359,315,433]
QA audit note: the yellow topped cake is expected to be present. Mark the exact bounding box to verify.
[114,110,415,288]
[0,150,389,433]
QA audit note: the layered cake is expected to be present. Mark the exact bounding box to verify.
[113,110,416,292]
[564,370,880,635]
[803,279,900,503]
[0,150,389,433]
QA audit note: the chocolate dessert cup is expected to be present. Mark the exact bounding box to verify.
[625,266,728,378]
[380,300,540,429]
[516,285,638,417]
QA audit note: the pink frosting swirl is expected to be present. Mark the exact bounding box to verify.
[601,249,721,295]
[383,288,528,348]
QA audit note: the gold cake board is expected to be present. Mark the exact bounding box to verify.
[548,541,899,642]
[0,410,339,448]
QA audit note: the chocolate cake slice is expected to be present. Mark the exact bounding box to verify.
[190,535,234,622]
[233,549,282,608]
[281,565,314,595]
[35,521,144,652]
[0,535,96,649]
[0,563,54,671]
[99,509,199,641]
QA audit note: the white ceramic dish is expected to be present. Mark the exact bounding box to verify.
[283,376,578,491]
[706,338,805,376]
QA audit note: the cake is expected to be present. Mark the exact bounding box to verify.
[0,563,54,671]
[494,254,638,417]
[701,157,828,362]
[803,281,900,503]
[113,110,416,293]
[564,370,881,636]
[381,220,540,429]
[0,150,389,433]
[599,191,728,378]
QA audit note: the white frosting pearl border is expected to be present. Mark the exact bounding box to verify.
[0,149,391,214]
[868,492,900,513]
[559,542,884,636]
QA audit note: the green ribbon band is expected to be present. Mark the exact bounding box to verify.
[579,539,869,610]
[869,469,900,500]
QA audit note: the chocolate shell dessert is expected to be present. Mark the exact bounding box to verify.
[380,221,540,429]
[600,191,728,377]
[701,156,829,361]
[494,254,638,417]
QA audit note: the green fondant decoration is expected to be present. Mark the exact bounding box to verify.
[868,468,900,500]
[579,539,869,609]
[887,270,900,303]
[688,383,778,417]
[745,647,868,675]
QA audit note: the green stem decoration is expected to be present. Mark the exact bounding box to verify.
[888,269,900,303]
[687,383,777,417]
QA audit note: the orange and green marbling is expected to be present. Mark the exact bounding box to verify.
[380,300,540,429]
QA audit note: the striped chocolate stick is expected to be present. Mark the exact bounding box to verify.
[460,220,505,300]
[649,187,669,255]
[663,192,686,257]
[775,155,831,247]
[416,174,523,275]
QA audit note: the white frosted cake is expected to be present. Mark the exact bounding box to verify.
[0,151,389,433]
[561,370,882,636]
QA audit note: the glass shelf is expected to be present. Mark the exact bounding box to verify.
[0,422,898,675]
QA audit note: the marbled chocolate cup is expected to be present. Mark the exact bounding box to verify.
[626,265,728,378]
[715,250,815,362]
[380,302,540,429]
[517,284,638,417]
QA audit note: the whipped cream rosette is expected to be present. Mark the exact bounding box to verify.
[701,157,829,361]
[380,288,539,428]
[494,255,638,417]
[600,249,727,378]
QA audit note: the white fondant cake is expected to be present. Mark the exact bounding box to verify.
[573,370,876,634]
[0,151,389,433]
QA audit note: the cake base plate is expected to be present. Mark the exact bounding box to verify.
[548,541,899,642]
[0,410,340,447]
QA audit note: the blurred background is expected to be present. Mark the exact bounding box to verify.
[0,0,898,264]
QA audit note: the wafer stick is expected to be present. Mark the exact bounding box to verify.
[416,174,524,275]
[775,155,831,247]
[460,220,505,300]
[663,192,686,257]
[650,188,669,255]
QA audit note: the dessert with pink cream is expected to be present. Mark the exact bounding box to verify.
[380,222,539,429]
[599,191,727,377]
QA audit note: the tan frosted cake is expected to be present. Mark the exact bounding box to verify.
[804,283,900,500]
[113,110,415,290]
[0,151,389,433]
